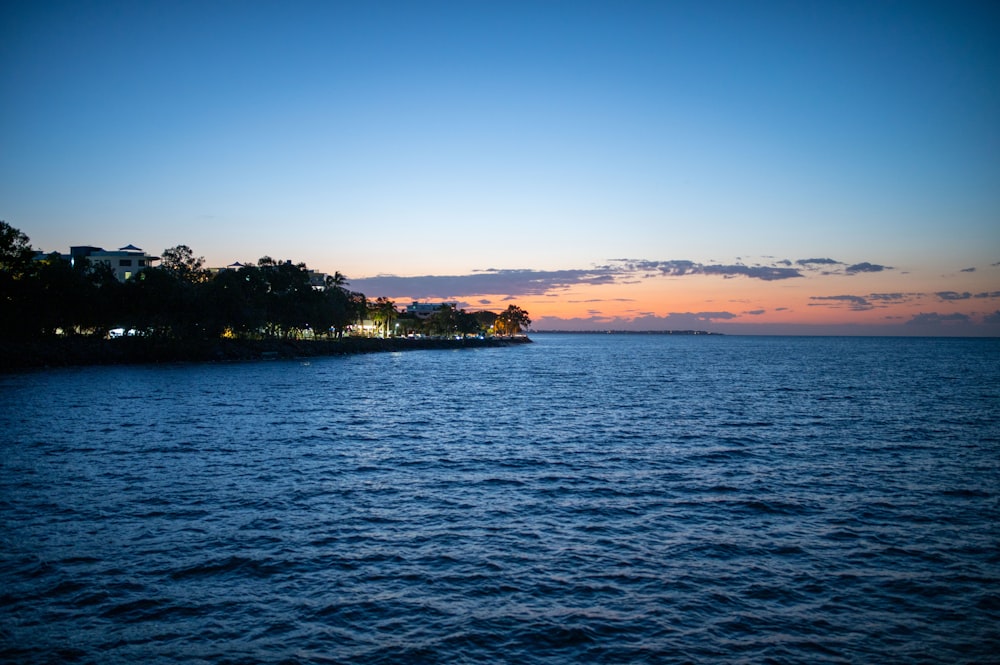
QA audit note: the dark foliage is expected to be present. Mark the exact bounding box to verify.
[0,222,526,348]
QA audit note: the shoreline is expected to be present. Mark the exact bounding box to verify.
[0,336,532,371]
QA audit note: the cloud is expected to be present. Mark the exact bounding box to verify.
[619,259,803,281]
[349,267,617,300]
[960,267,976,273]
[533,310,739,331]
[868,292,923,304]
[809,295,873,311]
[568,298,635,304]
[702,264,803,281]
[845,262,890,274]
[745,309,766,315]
[620,259,697,275]
[975,291,1000,299]
[810,292,929,311]
[985,311,1000,324]
[349,254,893,300]
[794,258,895,276]
[690,311,739,321]
[796,258,841,266]
[936,291,972,301]
[906,312,971,326]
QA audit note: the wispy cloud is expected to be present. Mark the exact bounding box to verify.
[809,292,929,310]
[534,311,740,331]
[868,292,924,304]
[616,259,804,281]
[704,264,803,281]
[936,291,972,301]
[846,262,891,274]
[809,295,873,311]
[568,298,636,304]
[906,312,971,326]
[796,258,841,266]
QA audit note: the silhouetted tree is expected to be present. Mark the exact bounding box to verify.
[160,245,209,283]
[30,253,102,336]
[347,291,367,333]
[325,271,348,289]
[370,297,397,337]
[495,305,531,335]
[0,221,35,275]
[2,220,510,350]
[394,313,422,336]
[322,278,352,337]
[472,310,498,333]
[204,263,269,338]
[0,222,39,340]
[426,303,458,336]
[253,258,327,338]
[455,309,481,336]
[120,265,193,338]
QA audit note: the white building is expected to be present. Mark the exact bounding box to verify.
[70,244,160,281]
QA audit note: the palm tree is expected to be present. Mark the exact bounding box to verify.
[325,271,348,290]
[348,292,368,334]
[369,297,397,337]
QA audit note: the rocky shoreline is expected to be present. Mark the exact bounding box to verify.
[0,335,532,371]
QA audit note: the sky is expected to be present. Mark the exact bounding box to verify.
[2,0,998,335]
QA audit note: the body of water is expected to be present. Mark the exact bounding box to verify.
[2,334,999,663]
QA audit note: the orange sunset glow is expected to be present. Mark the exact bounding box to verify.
[355,255,999,335]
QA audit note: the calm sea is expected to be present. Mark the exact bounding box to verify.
[2,334,998,664]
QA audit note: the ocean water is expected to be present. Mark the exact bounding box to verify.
[1,334,998,664]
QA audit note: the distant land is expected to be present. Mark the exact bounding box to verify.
[532,330,721,335]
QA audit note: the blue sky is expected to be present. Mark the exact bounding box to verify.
[2,1,998,333]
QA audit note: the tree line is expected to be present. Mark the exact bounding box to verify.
[0,221,530,343]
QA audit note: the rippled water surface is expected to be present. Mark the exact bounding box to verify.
[2,334,999,663]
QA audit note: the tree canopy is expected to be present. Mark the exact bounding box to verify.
[0,221,529,344]
[160,244,209,283]
[0,221,35,275]
[495,305,531,335]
